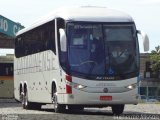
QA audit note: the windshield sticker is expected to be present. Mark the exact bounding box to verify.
[108,67,114,75]
[74,25,99,29]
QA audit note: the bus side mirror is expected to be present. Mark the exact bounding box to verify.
[59,29,67,52]
[137,30,149,52]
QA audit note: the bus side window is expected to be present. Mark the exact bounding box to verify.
[15,20,56,57]
[44,21,56,54]
[15,36,25,58]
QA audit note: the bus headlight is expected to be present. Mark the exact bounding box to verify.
[126,83,137,90]
[73,84,86,90]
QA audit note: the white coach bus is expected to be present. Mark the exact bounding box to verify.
[14,6,149,115]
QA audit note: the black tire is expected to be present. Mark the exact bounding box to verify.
[111,104,124,115]
[68,105,84,112]
[20,92,23,103]
[52,85,65,113]
[19,89,23,103]
[23,89,32,109]
[22,91,25,109]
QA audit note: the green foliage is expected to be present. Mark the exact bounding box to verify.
[150,45,160,72]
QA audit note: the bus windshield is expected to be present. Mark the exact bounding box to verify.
[66,22,139,80]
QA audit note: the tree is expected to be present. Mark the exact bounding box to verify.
[150,45,160,73]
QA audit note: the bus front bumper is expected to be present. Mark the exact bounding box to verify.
[61,88,138,106]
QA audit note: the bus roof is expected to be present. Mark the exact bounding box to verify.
[17,6,134,36]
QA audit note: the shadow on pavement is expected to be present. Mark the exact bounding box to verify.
[41,107,160,117]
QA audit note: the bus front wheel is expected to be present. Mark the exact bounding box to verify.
[111,104,124,115]
[52,85,65,113]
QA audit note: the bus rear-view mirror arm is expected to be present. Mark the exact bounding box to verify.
[59,28,67,52]
[137,30,149,52]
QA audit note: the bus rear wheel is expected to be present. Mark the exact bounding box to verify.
[111,104,124,115]
[22,89,41,110]
[22,89,31,109]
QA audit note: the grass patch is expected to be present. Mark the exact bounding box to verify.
[155,102,160,104]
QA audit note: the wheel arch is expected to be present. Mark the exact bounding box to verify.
[51,80,57,98]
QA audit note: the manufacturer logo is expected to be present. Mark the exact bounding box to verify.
[96,83,116,87]
[103,88,108,93]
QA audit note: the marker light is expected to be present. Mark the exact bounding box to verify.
[66,75,72,94]
[66,84,72,94]
[65,75,86,92]
[66,75,72,82]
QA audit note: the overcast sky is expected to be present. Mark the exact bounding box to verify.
[0,0,160,54]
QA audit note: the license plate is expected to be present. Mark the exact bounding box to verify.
[100,96,112,101]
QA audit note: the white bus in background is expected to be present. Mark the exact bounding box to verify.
[14,6,149,115]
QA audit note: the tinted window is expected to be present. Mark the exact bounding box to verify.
[15,20,56,58]
[66,23,139,80]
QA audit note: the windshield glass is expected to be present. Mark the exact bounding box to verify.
[66,23,139,80]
